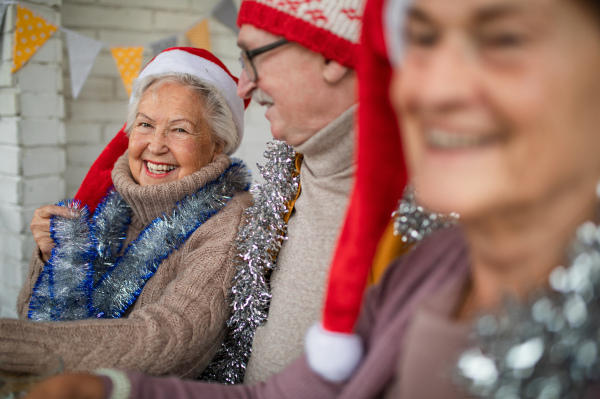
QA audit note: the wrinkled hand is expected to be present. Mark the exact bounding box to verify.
[30,205,76,262]
[24,373,105,399]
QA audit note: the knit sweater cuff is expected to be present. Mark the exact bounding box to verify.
[95,369,131,399]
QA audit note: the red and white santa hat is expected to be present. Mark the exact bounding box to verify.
[74,47,250,212]
[237,0,365,69]
[304,0,408,382]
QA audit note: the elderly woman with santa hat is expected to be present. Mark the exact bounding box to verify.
[0,47,252,378]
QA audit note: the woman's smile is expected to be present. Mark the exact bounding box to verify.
[144,160,178,176]
[425,129,501,150]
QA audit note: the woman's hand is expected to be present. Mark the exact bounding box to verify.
[24,374,105,399]
[30,205,76,262]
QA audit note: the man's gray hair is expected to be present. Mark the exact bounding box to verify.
[125,73,238,154]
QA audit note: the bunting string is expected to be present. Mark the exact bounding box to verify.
[2,0,239,98]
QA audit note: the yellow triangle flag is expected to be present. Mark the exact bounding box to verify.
[12,6,58,73]
[186,19,211,51]
[110,47,144,96]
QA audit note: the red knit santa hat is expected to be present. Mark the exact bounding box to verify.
[304,0,408,382]
[237,0,364,69]
[75,48,250,212]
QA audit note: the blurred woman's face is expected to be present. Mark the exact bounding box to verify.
[392,0,600,220]
[129,82,222,186]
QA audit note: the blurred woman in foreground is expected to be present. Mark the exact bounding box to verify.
[21,0,600,397]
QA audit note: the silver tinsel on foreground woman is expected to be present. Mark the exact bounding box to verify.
[456,209,600,398]
[393,185,458,245]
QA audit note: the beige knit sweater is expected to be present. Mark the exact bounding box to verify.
[244,106,356,383]
[1,153,252,378]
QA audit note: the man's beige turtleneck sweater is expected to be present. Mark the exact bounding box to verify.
[244,106,356,384]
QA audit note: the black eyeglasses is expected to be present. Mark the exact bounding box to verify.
[239,39,289,82]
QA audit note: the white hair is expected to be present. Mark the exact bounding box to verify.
[125,73,239,154]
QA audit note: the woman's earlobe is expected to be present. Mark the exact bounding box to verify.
[212,142,225,161]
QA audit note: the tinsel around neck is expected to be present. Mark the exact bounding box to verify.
[456,210,600,397]
[393,185,458,247]
[201,141,300,384]
[28,160,250,322]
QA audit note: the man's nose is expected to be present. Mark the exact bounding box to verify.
[237,69,257,99]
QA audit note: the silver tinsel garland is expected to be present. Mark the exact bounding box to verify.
[90,191,131,288]
[201,141,300,384]
[456,210,600,397]
[393,185,458,245]
[29,199,95,321]
[29,160,250,321]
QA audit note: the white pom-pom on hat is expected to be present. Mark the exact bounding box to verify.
[305,323,364,382]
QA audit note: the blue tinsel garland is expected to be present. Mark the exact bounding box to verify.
[28,160,250,322]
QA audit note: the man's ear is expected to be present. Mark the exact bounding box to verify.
[323,60,351,85]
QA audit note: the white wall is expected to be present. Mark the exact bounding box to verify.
[0,0,65,318]
[0,0,272,318]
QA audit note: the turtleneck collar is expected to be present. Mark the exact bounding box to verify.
[111,152,232,226]
[292,105,356,178]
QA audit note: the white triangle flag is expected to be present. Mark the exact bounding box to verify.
[63,28,104,99]
[212,0,239,33]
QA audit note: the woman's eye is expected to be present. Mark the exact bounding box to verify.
[405,26,439,48]
[174,128,188,133]
[479,32,525,49]
[139,122,152,128]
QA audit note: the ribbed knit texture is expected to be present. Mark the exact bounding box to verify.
[8,154,252,377]
[243,106,356,384]
[237,0,365,69]
[112,152,233,226]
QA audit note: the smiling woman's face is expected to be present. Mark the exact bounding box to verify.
[128,81,222,186]
[391,0,600,220]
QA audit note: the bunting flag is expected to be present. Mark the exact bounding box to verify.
[12,5,58,72]
[149,35,177,57]
[7,3,234,97]
[212,0,239,33]
[110,46,143,96]
[64,29,104,99]
[185,18,211,51]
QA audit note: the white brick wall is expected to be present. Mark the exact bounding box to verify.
[0,0,274,317]
[0,0,65,318]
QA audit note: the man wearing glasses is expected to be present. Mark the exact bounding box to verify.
[230,0,363,385]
